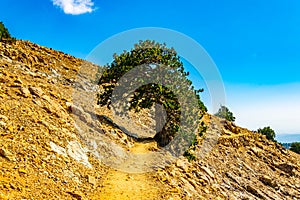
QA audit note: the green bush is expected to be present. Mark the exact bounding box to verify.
[0,22,15,43]
[97,40,206,147]
[183,151,196,162]
[290,142,300,154]
[0,22,11,41]
[214,105,235,122]
[183,121,207,162]
[257,126,276,141]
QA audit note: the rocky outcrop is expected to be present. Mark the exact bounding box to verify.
[157,117,300,199]
[0,40,126,199]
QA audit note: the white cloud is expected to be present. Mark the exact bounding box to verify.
[52,0,95,15]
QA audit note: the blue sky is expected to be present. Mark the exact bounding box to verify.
[1,0,300,136]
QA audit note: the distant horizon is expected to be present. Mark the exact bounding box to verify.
[275,133,300,143]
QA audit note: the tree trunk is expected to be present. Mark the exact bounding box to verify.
[154,103,170,146]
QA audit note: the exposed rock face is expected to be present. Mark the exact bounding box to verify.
[0,40,109,199]
[157,118,300,199]
[0,40,300,199]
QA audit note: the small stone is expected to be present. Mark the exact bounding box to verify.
[20,87,31,97]
[0,148,14,161]
[203,188,210,194]
[14,79,23,85]
[199,175,209,185]
[176,159,189,171]
[18,126,24,131]
[0,115,8,121]
[245,184,265,199]
[18,168,27,174]
[67,191,83,200]
[0,121,7,127]
[87,175,96,185]
[276,163,295,175]
[200,166,215,179]
[7,125,13,132]
[29,86,44,97]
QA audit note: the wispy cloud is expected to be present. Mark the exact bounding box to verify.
[52,0,95,15]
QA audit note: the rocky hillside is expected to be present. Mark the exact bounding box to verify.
[0,40,299,199]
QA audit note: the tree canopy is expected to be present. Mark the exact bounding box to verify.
[214,105,235,122]
[257,126,276,141]
[97,40,206,147]
[290,142,300,154]
[0,22,12,41]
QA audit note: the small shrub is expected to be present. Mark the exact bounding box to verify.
[184,121,208,162]
[290,142,300,154]
[214,105,235,122]
[257,126,276,141]
[183,151,196,162]
[0,21,15,43]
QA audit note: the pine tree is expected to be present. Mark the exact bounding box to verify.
[97,40,206,147]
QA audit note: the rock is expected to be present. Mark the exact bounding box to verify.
[0,147,14,161]
[187,178,198,189]
[0,114,8,121]
[225,172,240,184]
[87,175,96,185]
[14,78,23,85]
[259,175,277,188]
[199,175,209,185]
[276,163,295,175]
[66,102,83,115]
[67,191,83,200]
[7,125,14,132]
[50,68,60,77]
[200,166,215,179]
[176,159,190,171]
[66,102,92,124]
[42,97,68,119]
[224,121,240,134]
[41,94,51,102]
[50,141,67,157]
[245,184,266,199]
[250,147,262,158]
[66,141,92,168]
[0,121,6,127]
[63,169,81,184]
[1,36,300,200]
[20,87,30,98]
[29,86,44,97]
[18,168,27,174]
[82,112,93,125]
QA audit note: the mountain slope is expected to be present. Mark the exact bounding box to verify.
[158,116,300,199]
[0,40,299,199]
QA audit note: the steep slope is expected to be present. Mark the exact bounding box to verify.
[0,40,164,199]
[158,116,300,199]
[0,40,299,200]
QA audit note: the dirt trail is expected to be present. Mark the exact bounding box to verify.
[99,141,163,200]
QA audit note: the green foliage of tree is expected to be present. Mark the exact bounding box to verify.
[257,126,276,141]
[214,105,235,122]
[0,21,12,41]
[98,40,207,147]
[290,142,300,154]
[183,121,207,162]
